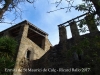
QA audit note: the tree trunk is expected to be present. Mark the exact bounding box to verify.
[0,0,12,19]
[90,0,100,17]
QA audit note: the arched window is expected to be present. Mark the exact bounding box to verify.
[26,50,31,60]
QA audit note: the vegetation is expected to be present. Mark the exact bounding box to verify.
[52,0,100,17]
[0,36,18,75]
[67,35,100,75]
[50,0,100,31]
[0,0,100,23]
[0,0,35,22]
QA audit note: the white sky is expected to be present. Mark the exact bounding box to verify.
[0,0,95,45]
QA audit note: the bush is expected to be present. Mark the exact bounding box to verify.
[0,36,18,75]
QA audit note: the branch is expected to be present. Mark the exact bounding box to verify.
[47,0,74,13]
[56,0,62,7]
[0,0,12,19]
[47,6,75,13]
[26,0,35,3]
[0,21,15,25]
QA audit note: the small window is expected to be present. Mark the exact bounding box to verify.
[78,54,82,60]
[26,50,31,60]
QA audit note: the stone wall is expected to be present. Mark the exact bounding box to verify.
[28,17,100,75]
[29,30,100,75]
[44,35,52,51]
[0,21,52,75]
[1,19,100,75]
[6,23,52,75]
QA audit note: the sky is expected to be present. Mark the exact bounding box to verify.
[0,0,93,45]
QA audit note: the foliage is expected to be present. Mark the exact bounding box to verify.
[67,35,100,75]
[77,13,100,33]
[0,36,18,75]
[75,0,100,29]
[50,0,100,33]
[75,3,94,13]
[0,0,100,24]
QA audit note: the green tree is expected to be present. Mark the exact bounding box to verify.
[52,0,100,17]
[0,36,18,75]
[50,0,100,32]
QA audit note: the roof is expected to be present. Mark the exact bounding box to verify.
[0,20,48,36]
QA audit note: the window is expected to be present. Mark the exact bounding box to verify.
[78,54,82,60]
[26,50,31,60]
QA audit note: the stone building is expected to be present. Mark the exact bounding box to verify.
[0,13,100,75]
[0,20,52,75]
[29,13,100,75]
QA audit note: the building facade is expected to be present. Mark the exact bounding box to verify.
[0,20,52,75]
[0,13,100,75]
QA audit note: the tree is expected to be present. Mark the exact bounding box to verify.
[49,0,100,33]
[0,36,18,75]
[0,0,100,24]
[74,0,100,31]
[0,0,35,22]
[90,0,100,17]
[52,0,100,17]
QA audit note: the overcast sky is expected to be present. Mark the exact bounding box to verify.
[0,0,87,45]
